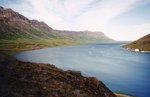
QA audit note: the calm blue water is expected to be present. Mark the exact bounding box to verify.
[13,42,150,97]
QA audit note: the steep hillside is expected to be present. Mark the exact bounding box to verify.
[0,6,82,54]
[0,6,65,40]
[122,34,150,51]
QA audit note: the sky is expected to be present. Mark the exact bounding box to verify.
[0,0,150,41]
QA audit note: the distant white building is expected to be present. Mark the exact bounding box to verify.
[134,49,140,52]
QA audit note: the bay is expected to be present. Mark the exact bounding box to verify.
[13,42,150,97]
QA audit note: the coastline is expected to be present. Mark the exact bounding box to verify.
[141,50,150,53]
[113,92,135,97]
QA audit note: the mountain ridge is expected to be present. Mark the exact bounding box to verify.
[55,30,113,42]
[0,6,113,42]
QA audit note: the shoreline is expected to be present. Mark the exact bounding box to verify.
[113,92,135,97]
[121,46,150,53]
[141,50,150,53]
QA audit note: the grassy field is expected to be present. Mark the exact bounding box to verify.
[0,38,86,55]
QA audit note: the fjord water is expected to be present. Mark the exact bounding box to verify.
[13,42,150,97]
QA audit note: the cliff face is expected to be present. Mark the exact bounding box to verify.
[0,6,52,32]
[0,56,116,97]
[0,6,58,40]
[122,34,150,51]
[0,6,29,22]
[30,20,53,32]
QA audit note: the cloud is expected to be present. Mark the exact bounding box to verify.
[1,0,150,40]
[73,0,138,30]
[4,0,138,29]
[101,22,150,41]
[133,23,150,36]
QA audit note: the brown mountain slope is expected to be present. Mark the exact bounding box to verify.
[0,6,62,40]
[122,34,150,51]
[0,56,116,97]
[0,6,53,32]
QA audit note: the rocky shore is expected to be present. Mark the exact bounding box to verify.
[0,55,116,97]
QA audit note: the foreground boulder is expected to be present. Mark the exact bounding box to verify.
[0,56,116,97]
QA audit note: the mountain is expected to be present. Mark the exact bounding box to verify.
[0,6,113,54]
[122,34,150,51]
[0,6,75,54]
[0,6,112,41]
[55,30,113,42]
[0,6,62,40]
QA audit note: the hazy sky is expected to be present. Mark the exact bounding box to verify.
[0,0,150,41]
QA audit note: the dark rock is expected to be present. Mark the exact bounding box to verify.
[0,56,116,97]
[41,78,49,82]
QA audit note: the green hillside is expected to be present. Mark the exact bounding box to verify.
[0,7,82,54]
[0,6,113,54]
[122,34,150,51]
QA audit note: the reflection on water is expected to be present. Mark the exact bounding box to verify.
[13,42,150,97]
